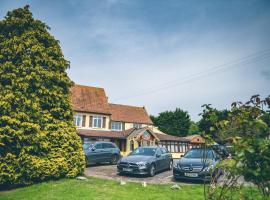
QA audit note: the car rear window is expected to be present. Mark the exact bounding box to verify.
[131,147,157,156]
[95,143,102,149]
[184,149,214,159]
[103,143,115,148]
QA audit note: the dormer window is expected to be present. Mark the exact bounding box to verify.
[111,121,122,131]
[74,115,82,127]
[93,115,103,128]
[133,123,142,129]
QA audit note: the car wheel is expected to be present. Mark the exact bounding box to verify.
[149,164,156,177]
[110,154,118,165]
[168,160,173,170]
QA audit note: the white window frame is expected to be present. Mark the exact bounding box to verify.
[133,123,142,129]
[93,115,103,128]
[74,115,83,127]
[111,121,122,131]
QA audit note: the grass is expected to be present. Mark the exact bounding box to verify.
[0,177,262,200]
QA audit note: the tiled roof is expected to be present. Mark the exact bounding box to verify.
[128,127,160,141]
[109,103,153,124]
[155,133,189,142]
[71,84,153,124]
[183,135,205,143]
[77,128,135,139]
[71,85,111,114]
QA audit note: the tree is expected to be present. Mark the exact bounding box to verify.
[188,121,199,135]
[150,108,191,137]
[203,95,270,199]
[198,105,229,143]
[0,6,84,187]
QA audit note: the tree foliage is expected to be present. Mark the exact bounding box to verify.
[150,108,191,137]
[188,121,199,135]
[0,6,85,187]
[198,105,229,143]
[203,95,270,200]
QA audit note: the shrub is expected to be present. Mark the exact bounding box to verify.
[0,6,85,188]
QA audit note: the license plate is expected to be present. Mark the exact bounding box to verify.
[184,173,198,177]
[123,168,132,172]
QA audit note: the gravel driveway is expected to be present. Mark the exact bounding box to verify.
[84,163,176,184]
[83,159,201,185]
[84,162,249,186]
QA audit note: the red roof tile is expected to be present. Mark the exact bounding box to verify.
[183,135,205,143]
[77,128,135,139]
[154,133,189,142]
[71,85,111,114]
[109,103,153,124]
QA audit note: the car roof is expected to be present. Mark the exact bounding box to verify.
[94,141,112,143]
[138,146,159,149]
[189,148,213,151]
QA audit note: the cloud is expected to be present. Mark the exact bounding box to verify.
[262,70,270,80]
[1,0,270,121]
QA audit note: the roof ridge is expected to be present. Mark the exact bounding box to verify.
[109,103,145,109]
[74,84,105,90]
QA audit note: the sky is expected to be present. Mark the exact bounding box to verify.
[1,0,270,121]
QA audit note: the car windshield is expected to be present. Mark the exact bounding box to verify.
[130,147,156,156]
[184,149,214,159]
[83,143,94,149]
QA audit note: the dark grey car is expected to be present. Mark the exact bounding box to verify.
[117,146,173,177]
[173,148,221,181]
[84,142,121,165]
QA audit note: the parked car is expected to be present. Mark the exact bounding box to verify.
[210,144,230,159]
[117,146,173,177]
[84,142,121,165]
[173,148,221,181]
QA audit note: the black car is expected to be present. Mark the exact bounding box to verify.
[117,146,173,177]
[173,148,221,181]
[84,142,121,165]
[210,144,230,159]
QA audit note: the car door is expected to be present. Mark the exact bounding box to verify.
[161,148,171,169]
[155,148,164,171]
[102,143,113,162]
[91,143,106,163]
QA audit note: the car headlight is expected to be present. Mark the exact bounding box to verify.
[203,164,214,172]
[137,162,148,169]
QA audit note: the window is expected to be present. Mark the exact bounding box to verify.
[103,143,115,149]
[171,142,175,153]
[161,148,168,154]
[95,143,102,149]
[156,148,162,155]
[74,115,82,127]
[133,123,142,129]
[130,140,134,151]
[167,142,171,152]
[93,115,103,128]
[111,121,122,131]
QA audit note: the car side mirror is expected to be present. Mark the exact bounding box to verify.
[91,147,96,151]
[156,153,161,158]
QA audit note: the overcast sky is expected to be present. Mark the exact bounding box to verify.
[1,0,270,121]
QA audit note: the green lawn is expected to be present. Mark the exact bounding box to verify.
[0,178,262,200]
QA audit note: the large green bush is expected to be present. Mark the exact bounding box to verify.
[0,6,85,187]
